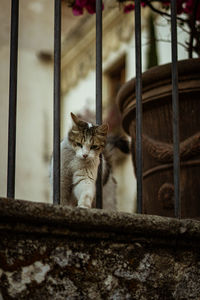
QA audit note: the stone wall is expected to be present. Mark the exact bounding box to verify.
[0,197,200,299]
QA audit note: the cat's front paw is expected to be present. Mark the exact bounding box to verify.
[78,204,90,209]
[78,196,93,209]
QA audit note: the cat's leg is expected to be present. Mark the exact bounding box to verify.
[73,176,95,208]
[60,178,70,206]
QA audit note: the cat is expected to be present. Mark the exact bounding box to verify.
[50,112,129,209]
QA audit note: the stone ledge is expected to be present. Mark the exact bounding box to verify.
[1,197,200,299]
[0,197,200,245]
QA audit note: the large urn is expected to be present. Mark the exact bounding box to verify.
[117,58,200,218]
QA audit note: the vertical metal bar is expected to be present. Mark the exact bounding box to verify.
[53,0,61,205]
[7,0,19,198]
[96,0,103,209]
[171,0,180,218]
[135,0,143,213]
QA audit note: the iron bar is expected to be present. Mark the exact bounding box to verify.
[171,0,180,218]
[53,0,61,205]
[96,0,103,209]
[7,0,19,198]
[135,0,143,213]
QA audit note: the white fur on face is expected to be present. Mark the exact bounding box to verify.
[74,138,98,160]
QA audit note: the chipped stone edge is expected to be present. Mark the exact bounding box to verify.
[0,197,200,245]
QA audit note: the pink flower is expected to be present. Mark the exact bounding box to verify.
[176,0,186,14]
[183,0,200,20]
[72,0,104,16]
[161,1,170,8]
[124,2,146,13]
[124,4,135,13]
[196,4,200,20]
[72,3,84,16]
[78,0,87,4]
[85,0,96,14]
[72,0,200,21]
[141,2,146,7]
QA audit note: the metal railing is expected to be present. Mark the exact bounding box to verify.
[135,0,143,214]
[171,0,180,218]
[53,0,61,205]
[6,0,180,217]
[7,0,19,199]
[96,0,103,209]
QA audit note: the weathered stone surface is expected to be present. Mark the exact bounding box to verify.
[0,197,200,299]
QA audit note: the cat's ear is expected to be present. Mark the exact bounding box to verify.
[71,112,86,127]
[97,123,109,135]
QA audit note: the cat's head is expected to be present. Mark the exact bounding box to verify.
[68,113,108,161]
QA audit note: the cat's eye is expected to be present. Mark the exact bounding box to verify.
[91,145,99,150]
[76,142,82,148]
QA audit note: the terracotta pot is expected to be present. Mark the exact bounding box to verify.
[117,58,200,218]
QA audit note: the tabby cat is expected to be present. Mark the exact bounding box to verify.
[50,113,128,209]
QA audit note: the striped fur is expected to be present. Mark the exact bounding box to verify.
[50,113,116,209]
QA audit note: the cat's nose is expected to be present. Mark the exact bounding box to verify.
[83,154,88,159]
